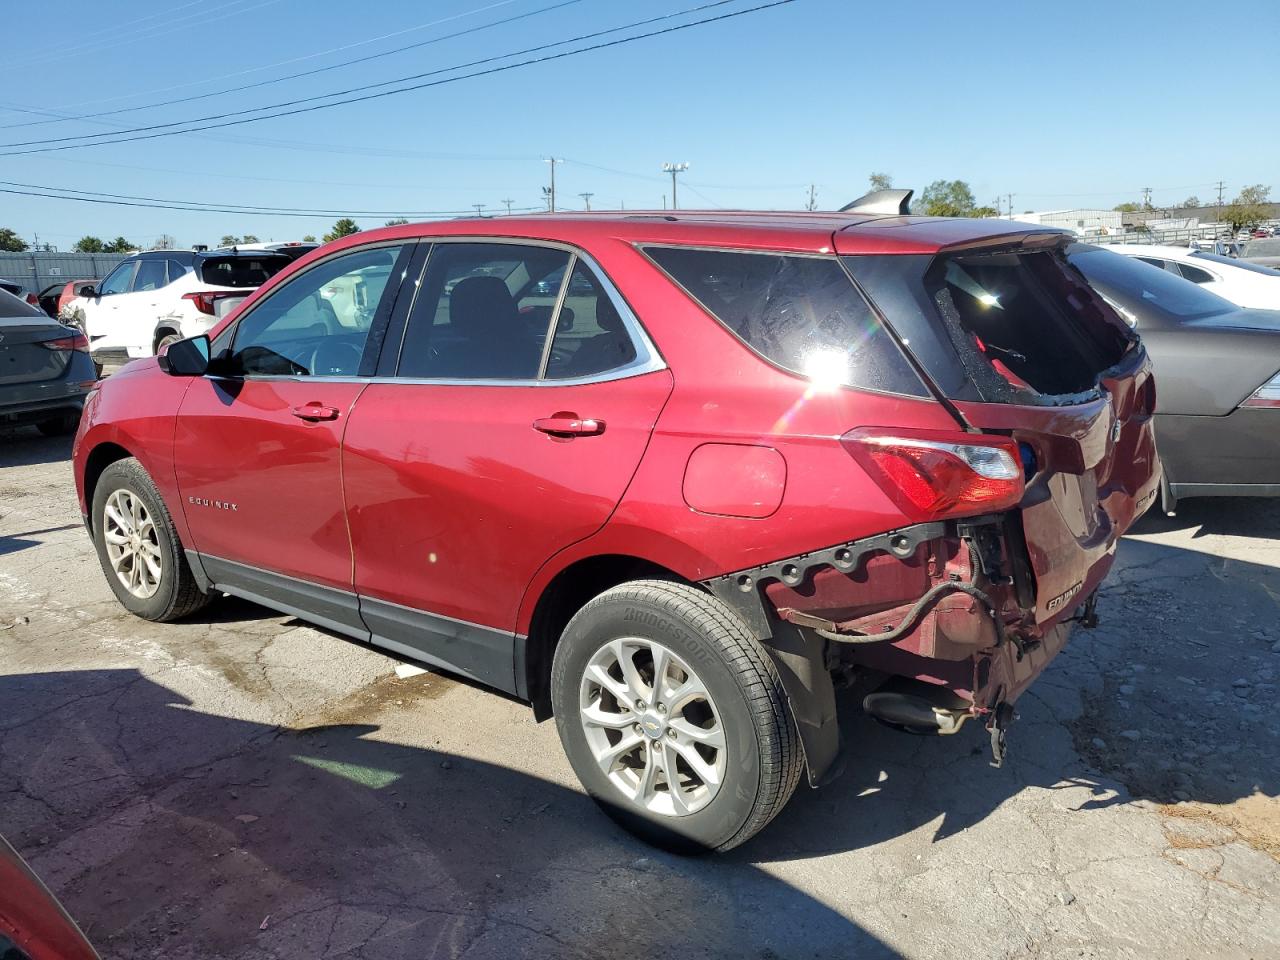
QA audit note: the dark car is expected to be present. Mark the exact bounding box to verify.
[0,834,99,959]
[0,278,40,309]
[1070,245,1280,510]
[0,288,97,435]
[74,209,1158,851]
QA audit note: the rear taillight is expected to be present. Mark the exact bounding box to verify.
[1242,373,1280,409]
[842,428,1025,522]
[40,332,90,353]
[183,291,242,316]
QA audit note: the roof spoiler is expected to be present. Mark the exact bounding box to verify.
[840,188,913,215]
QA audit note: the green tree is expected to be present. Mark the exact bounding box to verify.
[918,179,985,217]
[302,234,317,243]
[1113,201,1141,213]
[384,218,409,226]
[324,218,361,242]
[73,236,107,252]
[1182,196,1200,209]
[220,234,240,246]
[104,237,135,253]
[0,227,27,252]
[241,234,259,244]
[868,172,893,191]
[970,204,1000,218]
[1225,184,1272,230]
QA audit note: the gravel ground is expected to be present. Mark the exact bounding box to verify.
[1,424,1278,959]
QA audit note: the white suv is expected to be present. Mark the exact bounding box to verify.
[72,249,292,364]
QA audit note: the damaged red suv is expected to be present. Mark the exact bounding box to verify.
[73,193,1160,851]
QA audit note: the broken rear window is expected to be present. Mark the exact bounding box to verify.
[844,246,1136,405]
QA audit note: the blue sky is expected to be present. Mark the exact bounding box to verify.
[1,0,1276,249]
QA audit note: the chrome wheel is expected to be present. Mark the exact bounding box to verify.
[101,489,162,599]
[579,636,727,817]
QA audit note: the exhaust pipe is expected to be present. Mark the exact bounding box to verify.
[863,689,972,736]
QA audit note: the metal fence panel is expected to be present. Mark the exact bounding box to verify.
[0,252,128,292]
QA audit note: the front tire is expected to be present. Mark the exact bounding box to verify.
[551,580,802,852]
[91,458,211,622]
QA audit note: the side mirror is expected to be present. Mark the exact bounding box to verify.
[157,335,210,377]
[77,283,96,297]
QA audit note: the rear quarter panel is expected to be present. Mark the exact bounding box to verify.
[515,239,960,633]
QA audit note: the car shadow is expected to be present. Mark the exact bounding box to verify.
[0,669,895,960]
[0,427,74,467]
[1131,495,1280,540]
[0,523,82,557]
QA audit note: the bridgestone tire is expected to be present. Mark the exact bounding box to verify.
[551,579,802,852]
[91,457,211,622]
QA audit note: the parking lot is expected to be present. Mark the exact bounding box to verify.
[1,425,1278,959]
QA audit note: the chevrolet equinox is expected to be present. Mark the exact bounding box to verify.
[73,196,1160,851]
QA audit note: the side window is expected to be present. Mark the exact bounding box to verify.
[165,259,191,285]
[1135,257,1168,270]
[98,261,136,296]
[227,244,405,377]
[544,261,637,378]
[1175,263,1214,284]
[398,242,571,379]
[134,259,168,292]
[647,246,926,396]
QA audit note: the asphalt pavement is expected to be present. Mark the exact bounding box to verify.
[2,425,1277,959]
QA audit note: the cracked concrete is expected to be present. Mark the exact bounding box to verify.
[2,425,1278,959]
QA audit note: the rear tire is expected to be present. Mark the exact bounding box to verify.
[155,332,181,354]
[36,413,80,436]
[551,580,802,853]
[91,458,211,622]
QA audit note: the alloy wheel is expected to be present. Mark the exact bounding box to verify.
[101,489,162,599]
[578,636,727,817]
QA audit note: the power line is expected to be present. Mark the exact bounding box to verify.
[0,179,541,218]
[0,0,582,130]
[0,0,793,156]
[5,0,288,72]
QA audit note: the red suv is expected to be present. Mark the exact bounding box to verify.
[73,202,1160,851]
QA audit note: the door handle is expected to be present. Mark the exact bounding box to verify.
[533,415,606,438]
[291,403,341,422]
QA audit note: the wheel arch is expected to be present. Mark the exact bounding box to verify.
[520,553,689,721]
[82,441,134,537]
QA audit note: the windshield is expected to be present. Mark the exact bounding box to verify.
[1190,250,1280,276]
[1069,246,1233,323]
[1242,238,1280,257]
[198,254,292,288]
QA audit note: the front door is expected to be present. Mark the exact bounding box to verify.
[172,242,413,633]
[81,258,136,355]
[342,243,672,690]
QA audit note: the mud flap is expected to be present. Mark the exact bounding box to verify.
[763,621,842,787]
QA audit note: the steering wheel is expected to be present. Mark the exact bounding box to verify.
[309,340,363,377]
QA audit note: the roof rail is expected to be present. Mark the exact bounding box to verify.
[840,188,913,215]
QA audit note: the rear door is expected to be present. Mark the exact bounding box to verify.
[840,233,1160,624]
[342,240,672,691]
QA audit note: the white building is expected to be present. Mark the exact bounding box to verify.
[997,208,1124,237]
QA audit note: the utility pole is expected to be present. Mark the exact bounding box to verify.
[1006,193,1014,219]
[1216,180,1225,228]
[501,198,514,215]
[805,184,817,211]
[1142,186,1152,210]
[662,162,689,210]
[472,204,485,218]
[543,157,562,213]
[579,192,593,211]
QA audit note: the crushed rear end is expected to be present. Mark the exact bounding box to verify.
[710,222,1160,769]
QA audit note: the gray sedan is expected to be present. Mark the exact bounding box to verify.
[1070,245,1280,511]
[0,288,98,436]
